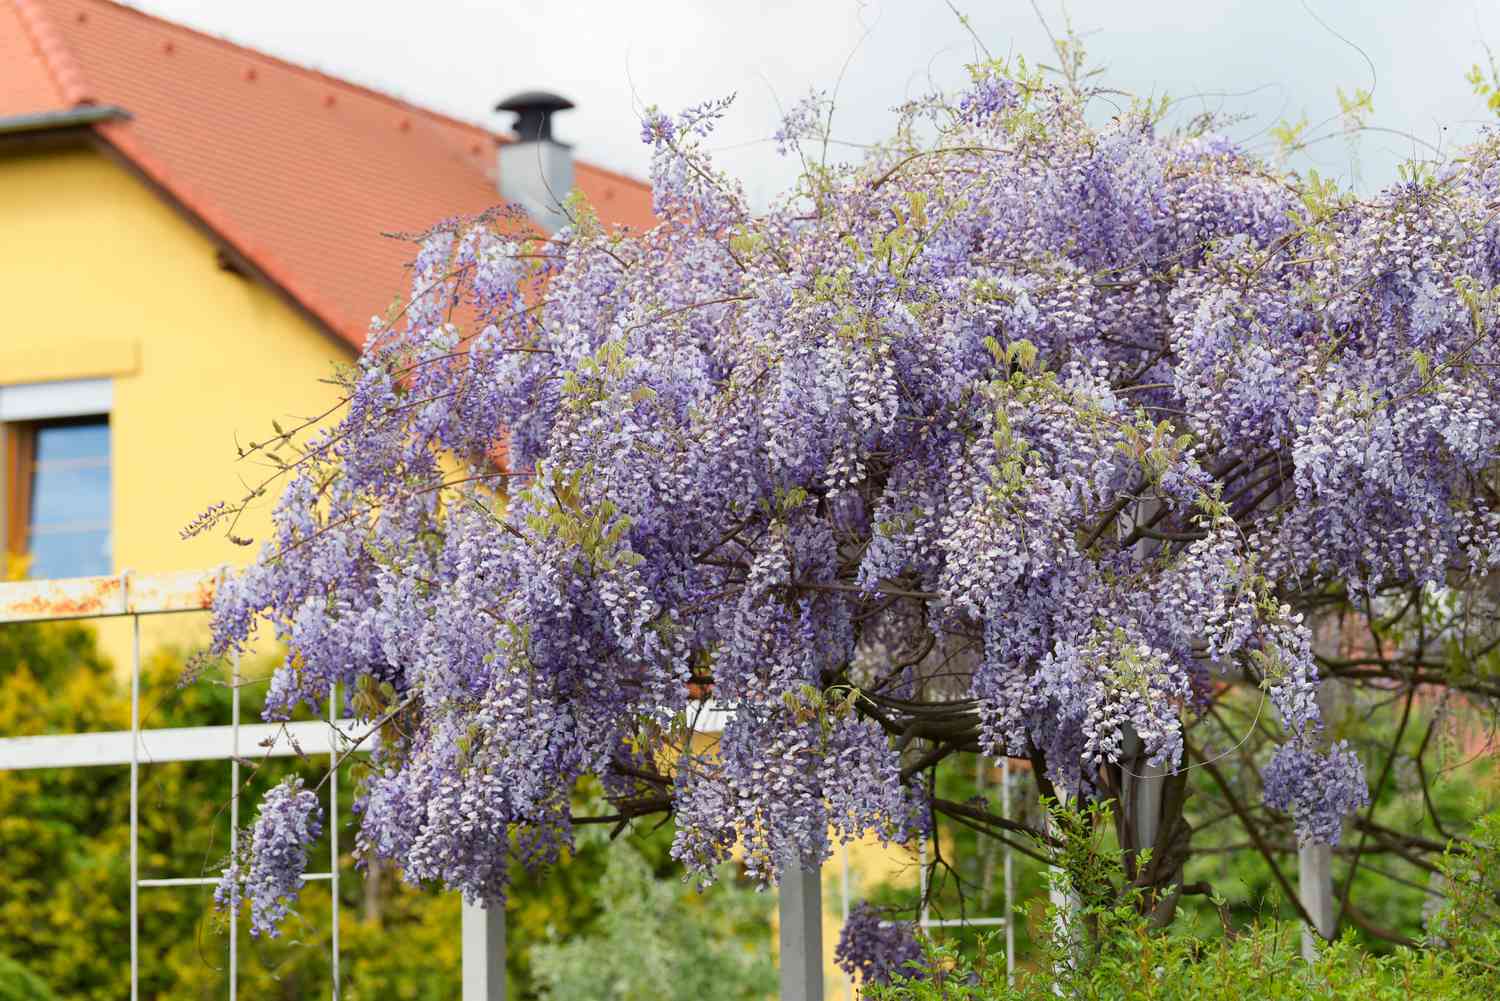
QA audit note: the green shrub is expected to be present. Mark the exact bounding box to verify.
[0,955,54,1001]
[866,807,1500,1001]
[529,840,776,1001]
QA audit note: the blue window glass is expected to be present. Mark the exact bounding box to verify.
[27,418,111,579]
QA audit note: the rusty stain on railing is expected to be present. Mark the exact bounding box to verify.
[0,568,226,623]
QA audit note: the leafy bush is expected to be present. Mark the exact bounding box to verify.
[529,840,775,1001]
[0,955,54,1001]
[865,807,1500,1001]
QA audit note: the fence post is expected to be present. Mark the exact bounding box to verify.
[839,848,851,1001]
[1002,758,1015,985]
[229,645,240,1001]
[1298,842,1335,959]
[779,861,823,1001]
[128,576,139,1001]
[462,899,506,1001]
[329,684,341,999]
[1300,623,1344,960]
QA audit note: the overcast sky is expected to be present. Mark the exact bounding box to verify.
[127,0,1500,205]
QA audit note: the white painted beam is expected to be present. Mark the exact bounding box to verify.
[0,718,364,771]
[0,569,225,623]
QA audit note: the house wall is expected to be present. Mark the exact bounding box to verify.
[0,144,352,666]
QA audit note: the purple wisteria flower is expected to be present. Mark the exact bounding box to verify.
[773,89,828,155]
[215,776,323,936]
[835,901,924,986]
[1263,740,1370,846]
[639,107,674,146]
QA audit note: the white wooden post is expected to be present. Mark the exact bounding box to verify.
[229,646,240,1001]
[1002,758,1015,985]
[1123,504,1170,877]
[128,582,140,1001]
[1045,789,1081,980]
[1120,727,1166,857]
[328,685,341,1000]
[840,848,851,1001]
[779,862,823,1001]
[462,899,506,1001]
[1299,621,1346,959]
[1299,842,1335,959]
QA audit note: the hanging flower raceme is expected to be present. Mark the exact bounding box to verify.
[835,900,924,987]
[1263,740,1371,846]
[215,776,323,937]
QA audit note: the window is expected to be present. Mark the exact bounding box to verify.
[1,380,113,580]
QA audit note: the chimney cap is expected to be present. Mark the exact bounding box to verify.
[495,90,576,115]
[495,90,575,142]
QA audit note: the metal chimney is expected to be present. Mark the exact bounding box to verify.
[495,90,576,233]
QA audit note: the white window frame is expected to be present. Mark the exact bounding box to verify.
[0,377,113,422]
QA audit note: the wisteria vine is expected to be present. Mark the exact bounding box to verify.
[200,56,1500,936]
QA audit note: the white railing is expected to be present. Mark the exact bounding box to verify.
[0,569,366,1000]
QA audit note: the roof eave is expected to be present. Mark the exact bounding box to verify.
[89,126,363,357]
[0,104,129,136]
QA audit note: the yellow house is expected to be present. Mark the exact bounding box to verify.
[0,0,654,662]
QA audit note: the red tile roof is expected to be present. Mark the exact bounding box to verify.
[1,0,656,349]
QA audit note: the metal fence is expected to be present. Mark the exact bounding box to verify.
[0,569,1021,1001]
[0,569,365,1000]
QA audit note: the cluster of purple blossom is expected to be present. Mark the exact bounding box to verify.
[206,57,1500,927]
[1262,740,1370,846]
[771,89,829,155]
[214,776,322,936]
[834,901,923,986]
